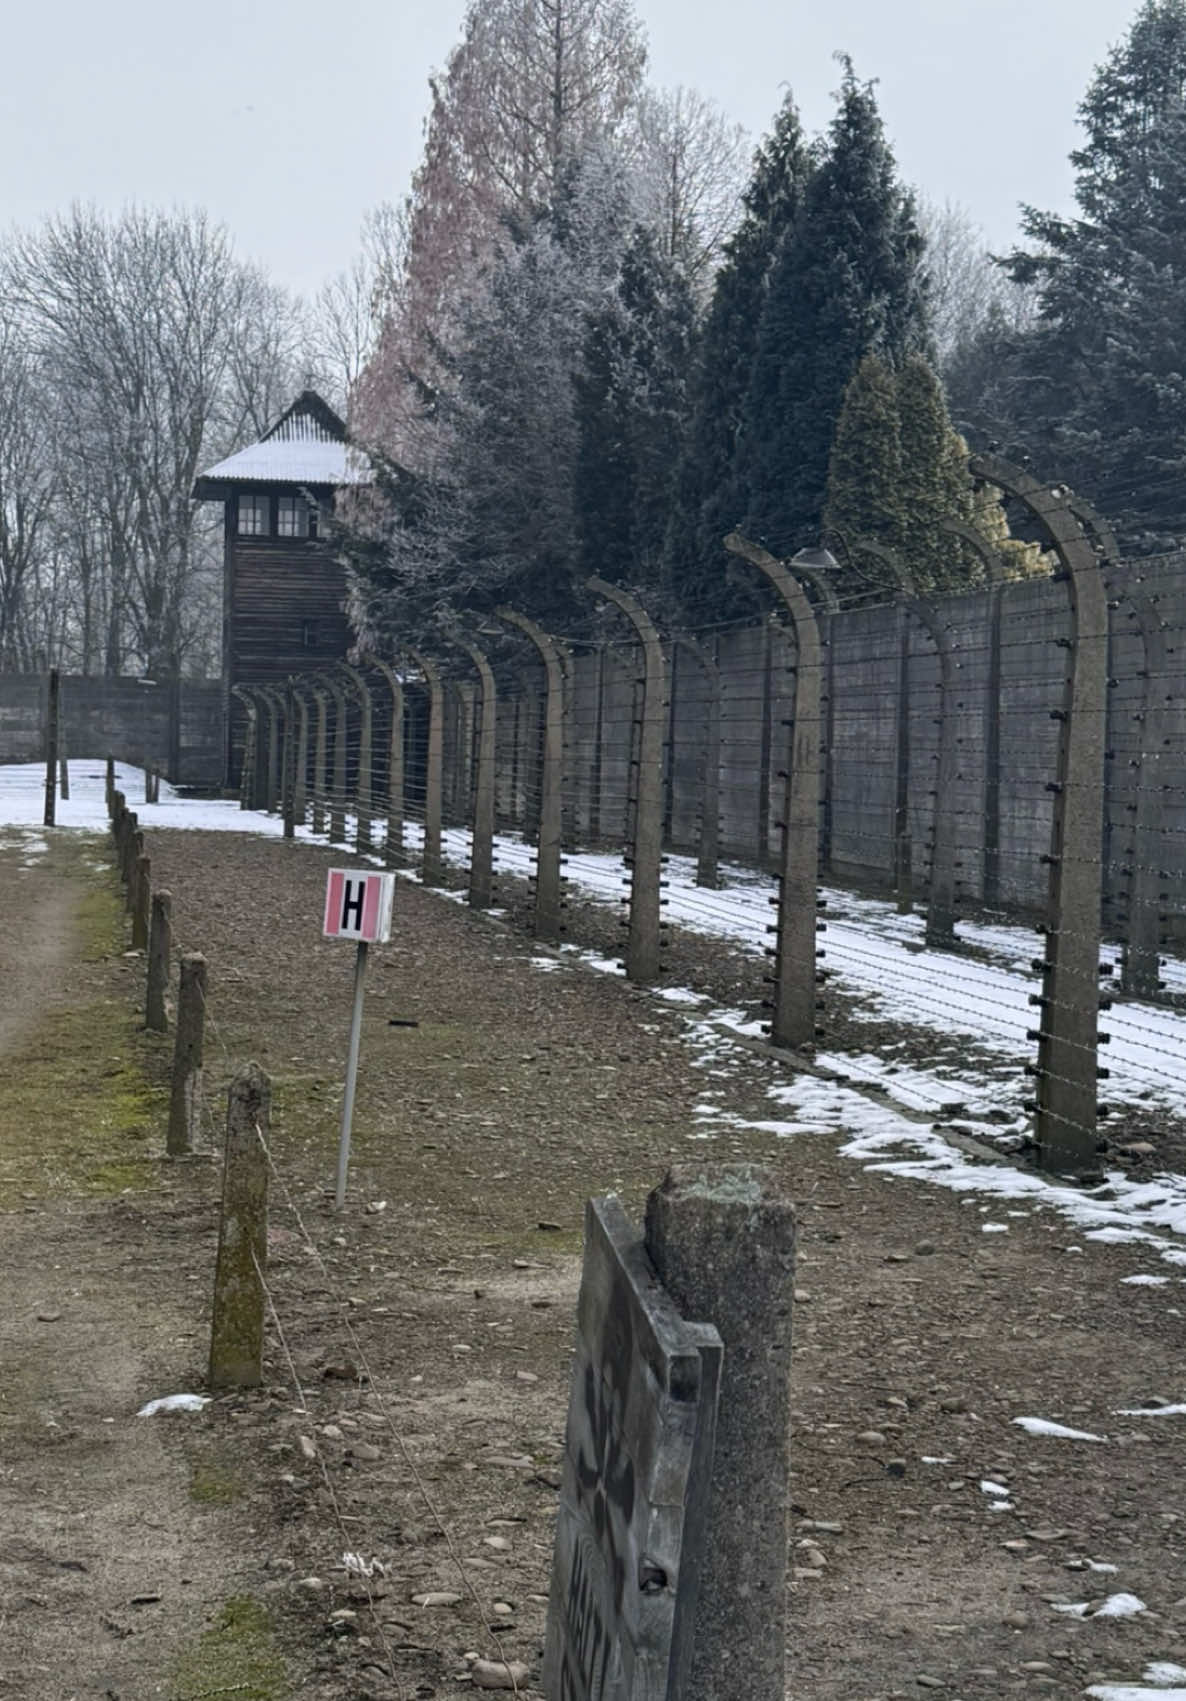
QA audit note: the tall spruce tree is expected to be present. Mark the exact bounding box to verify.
[574,224,696,600]
[740,63,927,557]
[662,94,815,621]
[990,0,1186,547]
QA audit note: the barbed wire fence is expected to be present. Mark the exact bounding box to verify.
[219,453,1186,1185]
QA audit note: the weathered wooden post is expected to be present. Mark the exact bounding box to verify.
[146,890,172,1032]
[369,658,406,868]
[43,667,60,828]
[448,636,498,909]
[339,662,374,850]
[123,825,142,909]
[942,520,1008,910]
[168,954,207,1157]
[408,649,445,885]
[585,579,667,984]
[497,609,566,942]
[209,1064,270,1390]
[58,714,70,801]
[972,454,1108,1178]
[105,755,116,816]
[1068,497,1167,1002]
[675,637,722,890]
[645,1164,796,1701]
[725,534,823,1051]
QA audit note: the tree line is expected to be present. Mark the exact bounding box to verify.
[2,0,1182,673]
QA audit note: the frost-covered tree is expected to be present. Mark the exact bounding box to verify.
[0,312,56,669]
[628,86,748,288]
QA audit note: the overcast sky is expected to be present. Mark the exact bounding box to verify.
[1,0,1141,299]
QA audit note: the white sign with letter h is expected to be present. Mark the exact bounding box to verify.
[323,869,395,944]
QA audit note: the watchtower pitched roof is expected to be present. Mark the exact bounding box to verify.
[192,390,371,496]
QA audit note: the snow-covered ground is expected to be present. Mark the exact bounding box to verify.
[6,758,1186,1275]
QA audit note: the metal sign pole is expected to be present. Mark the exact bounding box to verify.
[335,940,369,1211]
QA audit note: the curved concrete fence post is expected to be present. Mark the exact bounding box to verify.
[447,636,497,909]
[309,683,330,836]
[971,453,1109,1179]
[338,662,374,851]
[674,635,722,890]
[408,649,445,885]
[497,607,566,943]
[1068,496,1167,1003]
[942,520,1009,909]
[231,687,259,811]
[291,681,311,825]
[258,687,283,814]
[321,673,349,846]
[725,533,823,1052]
[368,658,406,869]
[585,578,667,985]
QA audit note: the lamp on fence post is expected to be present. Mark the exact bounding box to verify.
[969,453,1108,1180]
[724,534,825,1052]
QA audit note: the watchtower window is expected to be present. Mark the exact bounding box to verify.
[238,493,270,536]
[277,495,310,538]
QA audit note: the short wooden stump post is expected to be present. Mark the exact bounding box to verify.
[644,1164,796,1701]
[146,890,172,1032]
[167,954,207,1157]
[209,1064,270,1391]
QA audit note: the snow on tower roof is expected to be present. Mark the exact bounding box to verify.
[192,390,372,495]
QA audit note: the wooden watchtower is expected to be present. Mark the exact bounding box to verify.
[192,390,370,787]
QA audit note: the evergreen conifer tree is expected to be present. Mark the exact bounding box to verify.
[740,62,927,557]
[824,354,904,576]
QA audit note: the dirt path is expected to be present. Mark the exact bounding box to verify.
[2,825,1184,1700]
[0,827,74,1057]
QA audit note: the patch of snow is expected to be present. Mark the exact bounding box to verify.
[137,1392,211,1416]
[980,1479,1010,1496]
[1013,1417,1107,1442]
[982,1223,1010,1233]
[1114,1403,1186,1418]
[1094,1593,1148,1619]
[529,956,562,973]
[1121,1274,1170,1286]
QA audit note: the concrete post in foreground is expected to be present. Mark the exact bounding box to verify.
[168,954,207,1157]
[409,649,445,885]
[585,577,667,984]
[725,534,823,1051]
[146,889,172,1032]
[645,1164,796,1701]
[496,608,565,942]
[43,667,60,827]
[209,1064,270,1390]
[449,636,497,909]
[972,453,1107,1178]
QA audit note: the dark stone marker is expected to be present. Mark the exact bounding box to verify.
[645,1165,796,1701]
[543,1195,722,1701]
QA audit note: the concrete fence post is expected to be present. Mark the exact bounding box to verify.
[339,662,374,850]
[123,825,142,908]
[971,453,1108,1179]
[585,578,667,984]
[676,636,722,891]
[105,755,116,816]
[497,608,566,942]
[208,1063,270,1391]
[43,667,60,828]
[231,688,258,811]
[941,520,1008,910]
[260,688,282,813]
[168,953,207,1157]
[132,855,151,951]
[645,1163,796,1701]
[325,675,349,845]
[725,534,824,1052]
[292,682,310,825]
[1068,497,1167,1003]
[369,658,406,868]
[146,889,172,1032]
[409,649,445,885]
[310,685,329,835]
[448,636,497,909]
[281,679,297,839]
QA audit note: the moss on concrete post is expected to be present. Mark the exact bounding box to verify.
[645,1163,796,1701]
[209,1064,270,1391]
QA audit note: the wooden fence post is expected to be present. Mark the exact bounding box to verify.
[168,954,207,1157]
[43,667,60,828]
[209,1064,270,1390]
[132,855,151,950]
[726,534,824,1051]
[146,890,172,1033]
